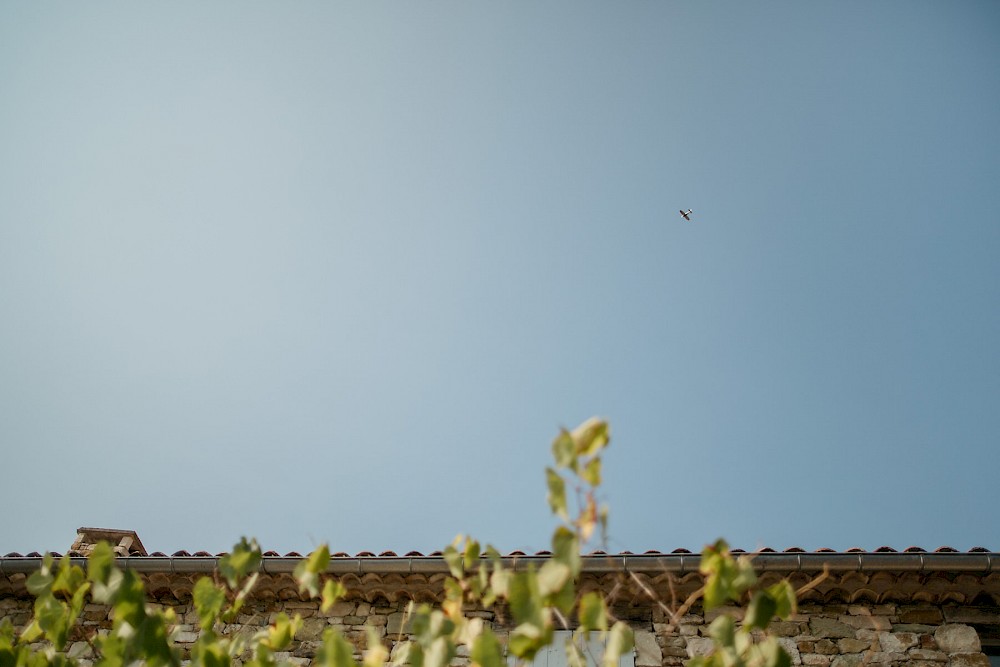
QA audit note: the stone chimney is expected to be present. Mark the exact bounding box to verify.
[70,527,147,557]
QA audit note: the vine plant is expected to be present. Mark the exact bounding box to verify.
[0,418,798,667]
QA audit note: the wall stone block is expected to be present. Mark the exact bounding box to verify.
[685,637,715,657]
[830,654,865,667]
[933,625,980,654]
[900,609,945,625]
[810,618,857,639]
[909,650,947,661]
[880,632,919,653]
[772,622,805,637]
[778,637,802,665]
[946,655,990,667]
[634,630,662,667]
[842,615,892,631]
[386,612,412,636]
[837,638,874,654]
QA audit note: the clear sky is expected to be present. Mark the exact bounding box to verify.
[2,2,998,557]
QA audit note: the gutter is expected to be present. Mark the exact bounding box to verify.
[1,552,996,577]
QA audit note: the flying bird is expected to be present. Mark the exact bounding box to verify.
[679,209,693,221]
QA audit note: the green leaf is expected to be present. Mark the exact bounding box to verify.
[581,458,602,486]
[194,640,229,667]
[442,544,463,579]
[732,556,757,594]
[566,639,587,667]
[551,430,576,469]
[70,582,91,623]
[571,418,609,457]
[551,526,582,578]
[294,544,331,597]
[266,613,301,651]
[422,637,455,667]
[536,561,571,597]
[317,629,357,667]
[444,578,464,604]
[87,542,124,604]
[322,579,348,613]
[765,580,797,619]
[475,562,489,601]
[507,624,552,661]
[489,567,510,600]
[25,572,54,599]
[578,592,608,633]
[758,638,792,667]
[363,626,388,667]
[463,538,481,571]
[470,627,503,667]
[708,615,736,647]
[52,556,86,596]
[19,620,42,645]
[26,557,54,598]
[219,537,262,589]
[700,540,755,610]
[135,615,176,667]
[110,570,147,628]
[546,468,568,521]
[224,572,260,621]
[602,622,633,667]
[193,577,226,631]
[34,595,70,650]
[745,591,778,631]
[508,570,544,627]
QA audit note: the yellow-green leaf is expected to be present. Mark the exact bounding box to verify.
[219,537,263,589]
[571,418,609,457]
[602,622,633,667]
[745,591,777,631]
[546,468,568,520]
[581,458,602,486]
[317,628,357,667]
[552,430,576,469]
[471,627,503,667]
[294,544,331,597]
[578,592,608,633]
[193,577,226,631]
[322,579,348,613]
[765,580,797,619]
[363,626,388,667]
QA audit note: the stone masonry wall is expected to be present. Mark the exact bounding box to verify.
[649,603,995,667]
[0,596,996,667]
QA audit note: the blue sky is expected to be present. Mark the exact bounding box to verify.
[2,2,998,557]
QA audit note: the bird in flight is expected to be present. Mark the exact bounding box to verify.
[679,209,693,221]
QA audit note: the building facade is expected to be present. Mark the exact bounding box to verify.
[2,530,998,667]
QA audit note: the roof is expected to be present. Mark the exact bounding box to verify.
[2,545,997,573]
[3,546,999,607]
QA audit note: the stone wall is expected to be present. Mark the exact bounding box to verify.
[1,594,996,667]
[650,602,994,667]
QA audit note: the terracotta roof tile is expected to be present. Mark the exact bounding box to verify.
[0,546,995,558]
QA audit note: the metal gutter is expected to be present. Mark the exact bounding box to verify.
[1,552,996,576]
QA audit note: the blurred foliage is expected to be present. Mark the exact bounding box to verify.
[0,418,797,667]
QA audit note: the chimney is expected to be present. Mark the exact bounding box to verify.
[70,527,148,557]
